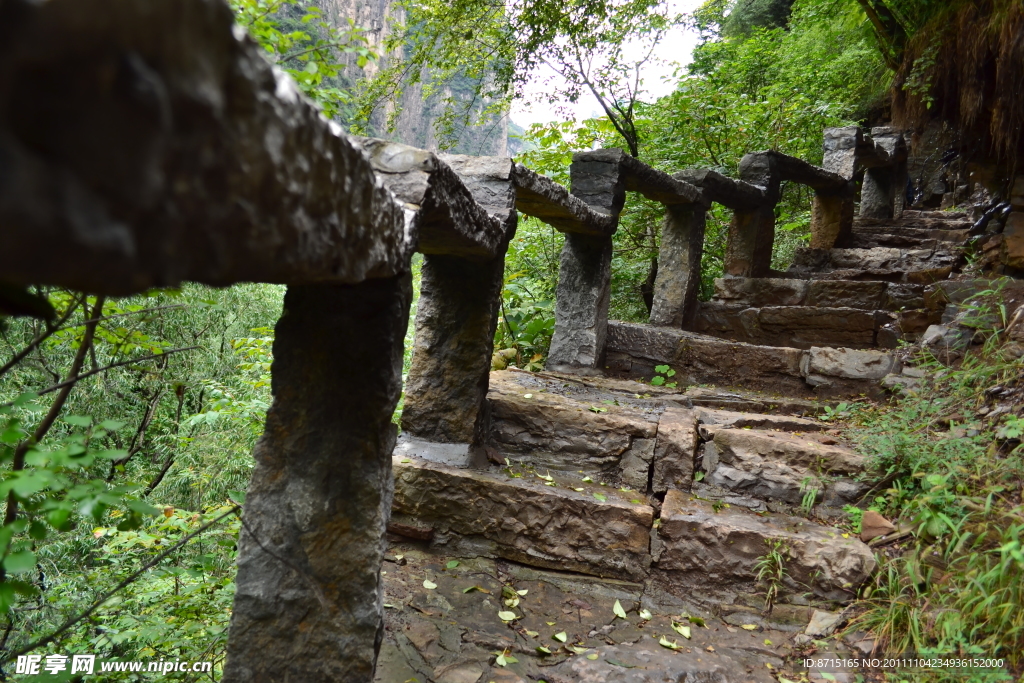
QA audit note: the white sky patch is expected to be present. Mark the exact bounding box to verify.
[509,0,705,128]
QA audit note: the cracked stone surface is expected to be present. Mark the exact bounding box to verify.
[373,547,859,683]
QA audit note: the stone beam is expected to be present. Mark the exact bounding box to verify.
[675,169,767,211]
[225,276,412,683]
[512,164,616,236]
[355,139,508,260]
[569,148,703,206]
[0,0,407,295]
[769,151,848,192]
[402,155,517,446]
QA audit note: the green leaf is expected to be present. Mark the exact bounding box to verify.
[446,560,460,569]
[553,631,567,642]
[422,579,437,590]
[612,599,627,619]
[537,645,552,655]
[671,621,691,639]
[654,365,670,374]
[658,636,681,650]
[127,500,162,516]
[463,585,489,594]
[2,550,36,573]
[593,492,607,502]
[228,490,246,505]
[650,376,666,386]
[498,610,517,621]
[638,608,652,620]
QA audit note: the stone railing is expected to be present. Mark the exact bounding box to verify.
[0,0,907,677]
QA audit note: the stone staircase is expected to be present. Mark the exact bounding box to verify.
[387,208,975,640]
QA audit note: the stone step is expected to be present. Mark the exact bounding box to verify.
[697,426,867,508]
[606,321,899,399]
[900,209,969,220]
[693,302,889,349]
[652,490,876,604]
[391,455,655,581]
[857,216,973,231]
[788,245,962,282]
[849,226,969,249]
[712,276,927,310]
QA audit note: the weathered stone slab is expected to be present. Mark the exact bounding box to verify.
[789,246,962,280]
[512,163,616,236]
[605,322,812,396]
[693,302,883,349]
[654,491,875,602]
[701,428,866,505]
[391,456,654,581]
[806,280,888,309]
[227,276,412,683]
[0,0,408,295]
[356,138,509,260]
[810,188,854,250]
[804,347,899,380]
[822,127,862,179]
[675,168,766,211]
[713,277,809,307]
[694,407,825,432]
[651,407,698,494]
[487,372,657,473]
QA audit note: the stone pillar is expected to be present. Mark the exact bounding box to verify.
[725,206,775,277]
[224,275,412,683]
[723,152,779,278]
[649,202,708,327]
[862,127,908,220]
[810,188,854,249]
[401,250,509,444]
[547,234,614,371]
[822,127,862,179]
[547,150,625,372]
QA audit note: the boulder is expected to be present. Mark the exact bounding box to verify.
[1001,211,1024,269]
[654,492,876,602]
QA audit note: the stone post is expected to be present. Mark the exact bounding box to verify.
[822,127,862,179]
[547,234,615,371]
[862,127,908,220]
[723,152,779,278]
[724,206,775,277]
[547,150,625,372]
[649,201,708,327]
[810,188,855,249]
[401,249,510,445]
[224,275,412,683]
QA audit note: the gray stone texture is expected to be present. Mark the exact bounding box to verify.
[701,428,866,506]
[651,407,698,493]
[0,0,407,295]
[655,491,876,602]
[391,456,654,581]
[693,302,886,349]
[225,276,412,683]
[569,149,628,216]
[649,203,708,327]
[822,127,862,179]
[726,207,777,277]
[547,233,614,371]
[695,407,825,432]
[675,168,766,211]
[810,189,855,250]
[402,252,509,444]
[512,163,616,236]
[487,372,658,474]
[355,138,510,260]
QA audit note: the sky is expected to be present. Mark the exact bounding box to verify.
[508,0,706,127]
